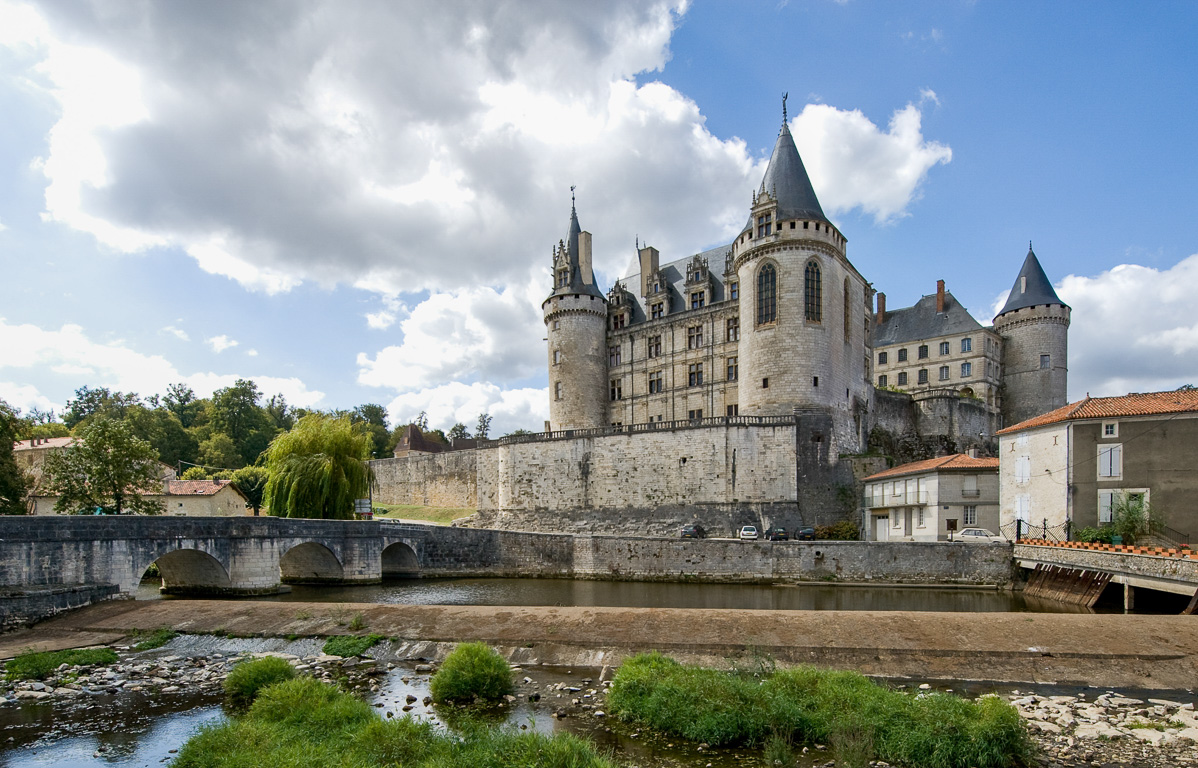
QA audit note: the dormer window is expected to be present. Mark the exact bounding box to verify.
[651,302,664,320]
[690,291,705,310]
[557,271,569,287]
[612,313,626,330]
[757,213,772,238]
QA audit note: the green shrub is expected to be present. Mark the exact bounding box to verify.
[429,642,513,704]
[322,634,384,657]
[815,520,860,540]
[223,656,297,707]
[131,627,177,651]
[5,647,119,681]
[1074,526,1113,544]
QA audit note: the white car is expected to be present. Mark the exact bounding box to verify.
[739,525,759,540]
[955,527,1007,544]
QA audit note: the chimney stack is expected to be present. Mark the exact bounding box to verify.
[876,292,886,324]
[936,280,945,313]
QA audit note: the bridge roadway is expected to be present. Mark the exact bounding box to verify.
[1013,542,1198,598]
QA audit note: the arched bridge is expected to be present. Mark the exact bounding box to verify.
[0,517,571,598]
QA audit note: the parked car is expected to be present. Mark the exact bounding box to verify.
[955,527,1007,544]
[738,525,759,540]
[680,523,706,539]
[795,526,816,541]
[765,527,789,541]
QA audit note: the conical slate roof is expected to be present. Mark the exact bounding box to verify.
[744,121,828,232]
[997,244,1067,316]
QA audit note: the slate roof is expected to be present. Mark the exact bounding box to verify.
[871,291,984,347]
[997,246,1067,316]
[864,454,999,482]
[997,390,1198,435]
[743,122,829,233]
[551,203,605,300]
[616,243,734,324]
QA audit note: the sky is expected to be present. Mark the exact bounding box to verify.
[1,0,1196,436]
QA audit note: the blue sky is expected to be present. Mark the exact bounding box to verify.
[1,0,1196,435]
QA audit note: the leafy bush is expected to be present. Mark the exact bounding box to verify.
[131,628,177,651]
[430,642,513,704]
[608,653,1031,768]
[5,647,119,681]
[1110,495,1161,545]
[1074,526,1113,544]
[322,634,384,657]
[223,656,297,707]
[815,520,860,540]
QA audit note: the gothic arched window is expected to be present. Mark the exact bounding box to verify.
[805,260,822,322]
[757,263,777,325]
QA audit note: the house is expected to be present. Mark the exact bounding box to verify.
[862,454,999,541]
[33,479,250,517]
[12,436,76,484]
[996,389,1198,540]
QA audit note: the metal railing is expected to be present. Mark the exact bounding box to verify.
[1156,524,1192,549]
[1002,518,1071,543]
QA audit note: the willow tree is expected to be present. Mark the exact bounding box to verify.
[263,415,375,519]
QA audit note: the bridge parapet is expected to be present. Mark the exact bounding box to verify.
[1014,542,1198,596]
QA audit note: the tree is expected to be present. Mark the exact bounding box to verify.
[351,403,390,458]
[198,433,243,470]
[263,415,374,519]
[209,379,276,465]
[412,411,429,431]
[42,417,166,515]
[265,394,295,432]
[62,386,141,429]
[0,400,30,515]
[475,412,492,441]
[447,422,471,442]
[164,383,204,428]
[231,465,270,516]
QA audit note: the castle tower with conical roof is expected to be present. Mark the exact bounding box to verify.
[731,105,872,451]
[993,244,1070,426]
[543,193,608,430]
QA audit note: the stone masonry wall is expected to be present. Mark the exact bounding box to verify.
[368,451,477,508]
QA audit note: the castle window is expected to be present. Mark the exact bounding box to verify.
[961,362,972,378]
[653,283,661,293]
[727,317,740,341]
[878,375,887,387]
[553,350,562,365]
[610,379,623,401]
[803,221,809,229]
[647,335,661,358]
[558,271,568,287]
[688,409,703,419]
[729,282,739,300]
[691,291,706,310]
[727,356,738,381]
[688,363,703,386]
[918,345,929,359]
[813,376,819,387]
[609,345,621,366]
[727,404,739,416]
[648,371,663,394]
[897,372,908,385]
[939,366,950,381]
[789,221,795,229]
[554,382,563,400]
[693,271,703,281]
[612,313,626,330]
[552,320,560,330]
[898,348,908,362]
[651,302,664,320]
[756,213,772,238]
[939,341,950,356]
[961,337,972,353]
[757,264,777,325]
[1040,354,1051,369]
[878,351,888,365]
[762,377,769,388]
[917,369,929,384]
[687,326,703,349]
[843,279,852,342]
[804,261,822,322]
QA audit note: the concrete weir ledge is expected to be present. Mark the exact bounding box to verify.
[5,600,1198,692]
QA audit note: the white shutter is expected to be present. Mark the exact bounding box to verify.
[1015,494,1031,522]
[1015,456,1031,483]
[1098,490,1114,523]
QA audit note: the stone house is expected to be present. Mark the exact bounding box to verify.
[996,390,1198,540]
[862,454,999,541]
[12,437,76,485]
[33,479,249,517]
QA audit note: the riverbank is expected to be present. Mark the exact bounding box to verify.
[4,600,1197,690]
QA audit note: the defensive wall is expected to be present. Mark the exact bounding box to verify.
[368,449,476,508]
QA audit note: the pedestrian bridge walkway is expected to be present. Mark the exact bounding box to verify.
[1014,540,1198,611]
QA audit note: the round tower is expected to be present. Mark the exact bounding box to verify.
[993,243,1070,427]
[543,198,608,431]
[731,117,871,449]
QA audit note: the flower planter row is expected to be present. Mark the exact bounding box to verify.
[1019,539,1195,559]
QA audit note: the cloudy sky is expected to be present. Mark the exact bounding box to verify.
[1,0,1196,434]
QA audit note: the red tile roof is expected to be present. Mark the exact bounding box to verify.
[164,480,234,496]
[13,437,75,451]
[863,454,998,482]
[997,389,1198,435]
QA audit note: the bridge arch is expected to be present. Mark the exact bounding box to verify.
[144,548,232,595]
[382,541,420,577]
[279,541,345,584]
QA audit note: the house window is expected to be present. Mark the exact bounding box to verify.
[651,302,664,320]
[961,362,972,378]
[897,348,908,362]
[878,375,888,387]
[609,345,621,366]
[939,366,950,381]
[917,369,928,384]
[757,264,777,325]
[1040,354,1051,369]
[756,213,772,238]
[917,508,925,528]
[647,335,661,358]
[1102,422,1118,438]
[878,351,888,365]
[1098,444,1122,479]
[1015,455,1031,484]
[918,344,929,359]
[691,291,706,310]
[961,337,972,353]
[727,317,740,341]
[687,326,703,349]
[612,313,626,330]
[648,371,663,394]
[727,404,739,416]
[554,382,563,401]
[939,341,950,356]
[963,474,978,497]
[804,261,822,322]
[688,363,703,386]
[1098,490,1115,523]
[963,505,977,525]
[729,282,739,300]
[688,408,704,419]
[897,372,908,385]
[892,511,900,528]
[1015,494,1031,523]
[553,350,561,365]
[726,357,738,381]
[610,379,622,401]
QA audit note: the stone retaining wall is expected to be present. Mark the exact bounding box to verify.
[368,451,477,508]
[0,584,123,629]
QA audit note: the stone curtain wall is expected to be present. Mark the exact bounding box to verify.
[368,450,478,508]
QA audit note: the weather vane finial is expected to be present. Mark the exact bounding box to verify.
[1029,240,1033,251]
[570,185,576,206]
[782,91,788,122]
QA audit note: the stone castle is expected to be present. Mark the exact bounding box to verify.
[371,112,1071,537]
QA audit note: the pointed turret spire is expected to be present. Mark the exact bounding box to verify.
[745,106,828,231]
[996,243,1068,316]
[550,188,603,299]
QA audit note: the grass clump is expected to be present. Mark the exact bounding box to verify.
[223,656,297,708]
[5,647,119,681]
[430,642,513,704]
[322,634,384,658]
[131,627,178,651]
[608,653,1031,768]
[173,677,613,768]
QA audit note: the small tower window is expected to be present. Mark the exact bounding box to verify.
[554,382,563,400]
[756,213,772,238]
[804,261,822,322]
[762,377,769,388]
[1040,354,1051,369]
[553,350,562,365]
[843,279,851,342]
[757,263,777,325]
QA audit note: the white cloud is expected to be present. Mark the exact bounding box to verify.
[364,295,405,331]
[247,349,259,357]
[0,381,60,414]
[161,325,189,341]
[206,335,239,353]
[0,317,325,407]
[0,218,7,232]
[383,382,549,437]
